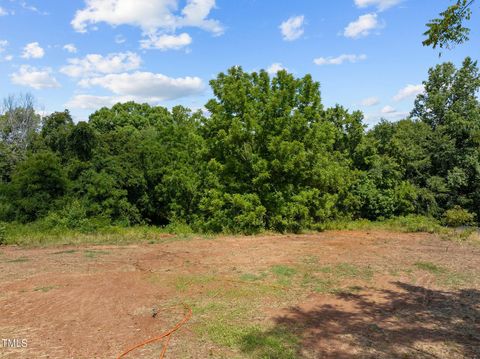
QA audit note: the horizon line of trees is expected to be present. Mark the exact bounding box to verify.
[0,57,479,234]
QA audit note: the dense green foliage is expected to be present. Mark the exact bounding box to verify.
[1,58,479,234]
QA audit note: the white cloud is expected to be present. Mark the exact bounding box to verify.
[11,65,60,89]
[344,13,380,38]
[267,63,287,75]
[361,97,379,106]
[60,52,142,78]
[66,94,125,109]
[280,15,305,41]
[71,0,223,35]
[21,42,45,59]
[0,40,12,61]
[393,84,424,101]
[314,54,367,66]
[178,0,223,35]
[19,1,48,15]
[0,40,8,53]
[0,7,8,16]
[79,71,204,101]
[354,0,402,11]
[365,105,408,123]
[63,44,78,53]
[140,32,192,50]
[381,105,396,114]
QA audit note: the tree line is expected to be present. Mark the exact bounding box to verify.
[0,58,479,234]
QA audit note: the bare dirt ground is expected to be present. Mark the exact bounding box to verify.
[0,230,479,358]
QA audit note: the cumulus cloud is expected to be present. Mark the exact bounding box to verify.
[178,0,223,34]
[361,97,380,106]
[314,54,367,66]
[60,52,142,78]
[381,105,396,114]
[63,44,78,53]
[140,32,192,50]
[78,71,204,101]
[267,63,287,74]
[0,7,8,16]
[393,84,424,101]
[11,65,60,89]
[71,0,223,35]
[66,94,126,109]
[354,0,402,11]
[344,13,380,38]
[21,42,45,59]
[280,15,305,41]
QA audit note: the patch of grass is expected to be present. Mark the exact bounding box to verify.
[438,271,470,287]
[441,227,479,243]
[0,222,194,247]
[301,263,374,294]
[199,319,299,359]
[240,326,299,359]
[195,301,254,346]
[220,284,281,300]
[240,272,267,282]
[34,286,57,293]
[7,256,29,263]
[84,249,110,259]
[314,278,337,294]
[413,261,472,288]
[201,321,254,348]
[414,261,447,274]
[173,274,217,292]
[271,265,297,277]
[271,265,297,287]
[319,263,374,281]
[191,302,228,315]
[322,215,443,234]
[301,272,335,293]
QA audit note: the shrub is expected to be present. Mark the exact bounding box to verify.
[197,191,266,234]
[443,206,476,227]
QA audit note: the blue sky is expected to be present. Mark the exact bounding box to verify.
[0,0,479,125]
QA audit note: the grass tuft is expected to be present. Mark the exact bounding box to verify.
[271,265,297,277]
[414,261,447,274]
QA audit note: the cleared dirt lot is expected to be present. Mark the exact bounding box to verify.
[0,230,479,358]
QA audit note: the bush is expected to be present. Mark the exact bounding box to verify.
[9,151,67,222]
[443,206,476,227]
[39,201,113,233]
[383,215,442,233]
[197,191,266,234]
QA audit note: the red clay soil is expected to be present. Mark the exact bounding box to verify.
[0,230,479,358]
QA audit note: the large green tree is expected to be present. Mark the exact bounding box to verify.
[201,67,356,232]
[412,57,480,217]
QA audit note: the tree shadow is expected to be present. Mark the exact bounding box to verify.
[240,282,480,358]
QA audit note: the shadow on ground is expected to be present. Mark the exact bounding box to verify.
[240,282,480,358]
